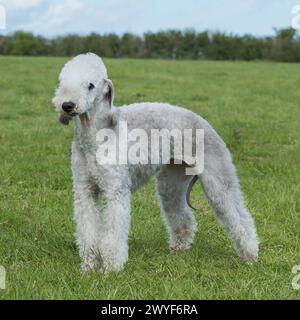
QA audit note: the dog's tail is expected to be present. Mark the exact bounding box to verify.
[186,175,198,210]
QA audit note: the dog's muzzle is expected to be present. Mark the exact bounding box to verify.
[59,101,78,125]
[62,101,78,116]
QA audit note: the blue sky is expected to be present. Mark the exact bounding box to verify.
[0,0,299,37]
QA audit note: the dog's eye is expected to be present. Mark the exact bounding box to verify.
[88,83,95,90]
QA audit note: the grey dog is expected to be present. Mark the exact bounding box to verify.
[52,53,259,273]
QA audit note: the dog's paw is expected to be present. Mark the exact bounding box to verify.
[81,255,125,274]
[240,251,258,264]
[237,241,259,264]
[169,234,195,253]
[98,257,125,274]
[81,254,102,273]
[169,241,191,253]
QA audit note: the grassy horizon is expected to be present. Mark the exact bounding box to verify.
[0,56,299,299]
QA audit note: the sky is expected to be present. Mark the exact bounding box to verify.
[0,0,299,38]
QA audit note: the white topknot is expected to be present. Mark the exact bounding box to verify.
[59,52,108,84]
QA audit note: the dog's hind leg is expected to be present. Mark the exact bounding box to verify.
[199,133,259,263]
[156,163,197,252]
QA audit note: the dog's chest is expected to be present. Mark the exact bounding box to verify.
[81,149,103,184]
[75,135,103,183]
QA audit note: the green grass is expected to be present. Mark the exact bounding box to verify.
[0,56,299,299]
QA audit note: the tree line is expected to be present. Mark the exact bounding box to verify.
[0,28,299,62]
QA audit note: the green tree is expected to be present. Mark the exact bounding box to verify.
[11,31,49,56]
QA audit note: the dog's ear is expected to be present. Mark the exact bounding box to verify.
[104,79,114,107]
[59,113,72,126]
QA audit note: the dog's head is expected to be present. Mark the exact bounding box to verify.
[52,52,114,125]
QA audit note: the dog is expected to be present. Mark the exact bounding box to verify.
[52,53,259,273]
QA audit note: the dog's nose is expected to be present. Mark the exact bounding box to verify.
[62,101,75,113]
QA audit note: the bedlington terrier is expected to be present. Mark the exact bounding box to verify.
[52,53,259,273]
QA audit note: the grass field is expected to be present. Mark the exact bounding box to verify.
[0,56,299,300]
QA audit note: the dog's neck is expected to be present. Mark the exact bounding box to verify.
[74,103,116,152]
[89,102,115,130]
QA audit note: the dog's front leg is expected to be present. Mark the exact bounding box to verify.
[72,143,103,272]
[73,180,103,272]
[98,189,131,273]
[73,180,104,272]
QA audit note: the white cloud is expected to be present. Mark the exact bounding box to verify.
[5,0,85,35]
[0,0,43,10]
[6,0,156,37]
[0,0,298,37]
